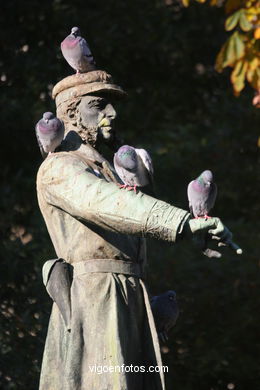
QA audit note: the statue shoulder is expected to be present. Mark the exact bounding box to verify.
[37,151,92,184]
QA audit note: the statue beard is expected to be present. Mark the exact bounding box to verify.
[76,114,99,148]
[77,122,99,147]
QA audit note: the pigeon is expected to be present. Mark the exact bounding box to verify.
[35,112,64,159]
[61,27,96,74]
[113,145,154,194]
[187,170,217,219]
[151,290,179,343]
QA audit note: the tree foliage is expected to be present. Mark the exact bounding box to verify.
[181,0,260,102]
[0,1,259,389]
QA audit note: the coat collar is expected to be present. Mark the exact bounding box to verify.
[59,130,120,183]
[60,130,105,164]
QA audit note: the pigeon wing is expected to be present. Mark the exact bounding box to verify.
[113,153,129,185]
[136,148,154,175]
[206,182,217,213]
[35,124,48,159]
[187,180,197,216]
[80,37,95,65]
[136,148,154,188]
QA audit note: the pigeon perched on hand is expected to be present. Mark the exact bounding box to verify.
[114,145,154,194]
[61,27,96,74]
[187,170,217,219]
[151,290,179,343]
[35,112,64,159]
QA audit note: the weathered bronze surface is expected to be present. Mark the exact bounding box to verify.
[37,70,189,390]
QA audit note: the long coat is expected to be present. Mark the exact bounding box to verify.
[37,139,189,390]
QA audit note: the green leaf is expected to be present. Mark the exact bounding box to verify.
[225,10,241,31]
[239,10,253,32]
[222,31,245,68]
[233,32,246,60]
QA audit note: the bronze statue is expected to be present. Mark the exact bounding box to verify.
[37,69,239,390]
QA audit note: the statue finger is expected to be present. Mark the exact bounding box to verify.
[202,248,222,258]
[217,241,228,247]
[208,219,225,236]
[228,240,243,255]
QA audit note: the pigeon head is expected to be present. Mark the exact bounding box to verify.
[166,290,177,301]
[199,170,213,186]
[43,112,55,123]
[117,145,137,171]
[71,27,80,37]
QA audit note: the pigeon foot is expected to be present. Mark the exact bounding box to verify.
[118,184,137,193]
[118,184,128,189]
[126,185,137,193]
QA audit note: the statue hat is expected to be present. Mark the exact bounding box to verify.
[52,70,126,108]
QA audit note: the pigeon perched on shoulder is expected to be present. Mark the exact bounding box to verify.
[113,145,154,194]
[61,27,96,74]
[151,290,179,343]
[187,170,217,219]
[35,112,64,159]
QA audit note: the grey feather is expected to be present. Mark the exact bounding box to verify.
[151,290,179,343]
[35,112,64,159]
[187,170,217,218]
[114,145,154,192]
[61,27,96,73]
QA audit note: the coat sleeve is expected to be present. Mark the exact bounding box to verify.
[37,153,190,242]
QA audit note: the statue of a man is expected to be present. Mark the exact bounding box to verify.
[37,70,236,390]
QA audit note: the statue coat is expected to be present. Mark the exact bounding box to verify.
[37,141,189,390]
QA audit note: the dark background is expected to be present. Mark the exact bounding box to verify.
[0,1,259,389]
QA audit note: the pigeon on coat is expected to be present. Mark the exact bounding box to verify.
[35,112,64,159]
[61,27,96,74]
[151,290,179,343]
[187,170,217,219]
[113,145,154,194]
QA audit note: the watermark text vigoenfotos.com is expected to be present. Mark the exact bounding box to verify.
[89,364,168,374]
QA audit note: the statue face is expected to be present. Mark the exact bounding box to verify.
[78,95,117,143]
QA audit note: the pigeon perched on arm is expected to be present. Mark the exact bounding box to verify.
[61,27,96,74]
[35,112,64,159]
[113,145,154,194]
[187,170,217,219]
[151,290,179,343]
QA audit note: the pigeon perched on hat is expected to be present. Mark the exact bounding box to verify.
[61,27,96,74]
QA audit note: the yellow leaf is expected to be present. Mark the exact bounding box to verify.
[248,57,259,72]
[239,10,253,31]
[251,68,260,90]
[215,45,226,72]
[181,0,190,7]
[254,27,260,39]
[231,60,248,95]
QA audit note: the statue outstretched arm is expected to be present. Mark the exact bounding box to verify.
[37,153,189,242]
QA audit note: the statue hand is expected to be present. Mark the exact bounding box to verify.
[185,217,242,258]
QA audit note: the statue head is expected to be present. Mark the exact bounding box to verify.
[52,70,126,147]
